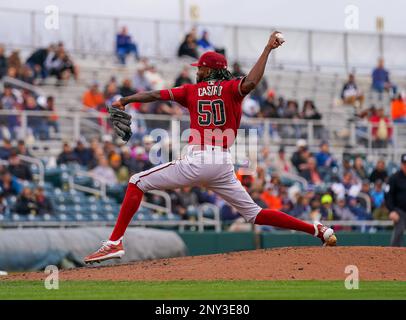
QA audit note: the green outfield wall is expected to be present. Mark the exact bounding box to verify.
[177,231,406,256]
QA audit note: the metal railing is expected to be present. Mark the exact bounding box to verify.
[1,7,406,73]
[68,170,107,198]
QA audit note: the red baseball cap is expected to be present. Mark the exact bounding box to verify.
[191,51,227,70]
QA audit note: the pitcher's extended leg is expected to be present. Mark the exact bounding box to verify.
[209,171,336,245]
[84,159,198,263]
[109,183,144,241]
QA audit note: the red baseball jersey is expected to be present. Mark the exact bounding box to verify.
[160,78,246,148]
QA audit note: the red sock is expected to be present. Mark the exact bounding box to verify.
[254,209,315,235]
[109,183,144,241]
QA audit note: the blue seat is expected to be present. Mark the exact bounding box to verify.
[11,214,28,222]
[103,213,117,221]
[166,213,181,221]
[57,213,73,222]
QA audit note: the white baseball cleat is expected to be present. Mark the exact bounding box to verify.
[314,222,337,246]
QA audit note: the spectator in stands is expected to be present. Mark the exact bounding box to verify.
[0,171,23,196]
[7,50,22,76]
[348,196,370,220]
[119,79,137,97]
[133,68,152,92]
[260,89,278,118]
[308,198,322,222]
[104,81,120,105]
[119,146,137,175]
[6,66,18,79]
[91,157,118,186]
[196,30,215,53]
[110,153,129,184]
[260,181,282,211]
[370,179,385,209]
[371,58,397,98]
[271,146,295,174]
[174,66,193,87]
[301,100,322,120]
[251,189,267,207]
[331,171,361,199]
[369,107,392,148]
[26,45,54,82]
[19,65,35,84]
[34,186,54,215]
[144,65,166,90]
[300,157,322,186]
[232,62,245,78]
[340,158,356,178]
[116,26,139,65]
[14,187,38,215]
[315,141,337,169]
[0,45,7,79]
[391,93,406,124]
[102,136,118,159]
[82,82,105,109]
[341,74,364,108]
[242,95,260,117]
[8,152,32,181]
[73,140,94,168]
[358,179,373,209]
[46,44,78,83]
[291,139,310,173]
[24,94,49,140]
[16,140,31,157]
[131,145,153,173]
[173,186,199,219]
[196,30,225,56]
[334,195,356,220]
[353,156,368,180]
[0,139,13,160]
[177,33,198,59]
[320,193,338,221]
[250,77,268,103]
[57,142,79,165]
[45,96,59,135]
[290,194,311,219]
[369,159,388,183]
[0,84,19,139]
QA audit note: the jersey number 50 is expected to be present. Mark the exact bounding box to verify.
[197,99,226,126]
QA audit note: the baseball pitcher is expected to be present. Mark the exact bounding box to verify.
[85,31,336,264]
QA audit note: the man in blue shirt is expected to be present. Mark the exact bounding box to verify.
[372,58,397,98]
[116,26,139,65]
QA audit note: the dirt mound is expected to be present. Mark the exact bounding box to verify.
[4,247,406,281]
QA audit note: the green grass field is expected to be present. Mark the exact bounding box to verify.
[1,281,405,300]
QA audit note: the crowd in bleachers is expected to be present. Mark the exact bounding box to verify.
[0,42,78,85]
[1,26,406,229]
[0,132,400,228]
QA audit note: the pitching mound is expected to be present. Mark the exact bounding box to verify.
[4,246,406,281]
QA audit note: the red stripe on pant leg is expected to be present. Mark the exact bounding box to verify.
[254,209,315,235]
[109,183,144,241]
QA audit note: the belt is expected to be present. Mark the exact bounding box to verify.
[190,145,230,152]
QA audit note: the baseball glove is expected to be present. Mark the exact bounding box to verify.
[107,104,132,142]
